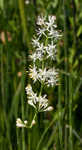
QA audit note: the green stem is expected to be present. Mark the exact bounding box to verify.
[63,0,69,149]
[69,76,73,150]
[58,77,63,149]
[30,112,37,128]
[21,71,25,150]
[0,0,4,10]
[1,45,12,150]
[18,0,30,49]
[36,116,57,150]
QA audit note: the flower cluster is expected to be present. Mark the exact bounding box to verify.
[27,14,61,112]
[16,118,35,128]
[29,66,58,87]
[30,40,57,62]
[36,15,61,39]
[16,14,61,128]
[25,84,53,112]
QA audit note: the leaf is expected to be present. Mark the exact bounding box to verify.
[77,26,82,37]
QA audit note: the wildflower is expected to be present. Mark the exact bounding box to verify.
[36,28,47,38]
[39,68,58,87]
[37,15,46,26]
[45,41,57,60]
[25,0,29,4]
[45,68,58,87]
[48,27,62,39]
[38,68,47,82]
[24,120,28,124]
[29,65,38,82]
[32,38,39,48]
[16,14,61,128]
[25,84,53,112]
[46,15,57,30]
[25,84,33,95]
[16,118,28,128]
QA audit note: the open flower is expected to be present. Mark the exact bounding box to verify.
[29,65,38,82]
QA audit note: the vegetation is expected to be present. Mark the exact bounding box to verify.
[0,0,82,150]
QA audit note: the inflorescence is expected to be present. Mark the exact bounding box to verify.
[16,14,62,128]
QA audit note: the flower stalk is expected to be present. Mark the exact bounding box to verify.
[16,14,62,128]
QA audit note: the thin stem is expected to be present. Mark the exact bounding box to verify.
[36,117,57,150]
[21,71,25,150]
[18,0,30,49]
[58,77,63,149]
[29,112,37,128]
[63,0,69,149]
[69,76,73,150]
[0,0,4,10]
[71,0,77,49]
[1,45,12,150]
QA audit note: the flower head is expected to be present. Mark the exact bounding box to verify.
[25,84,53,112]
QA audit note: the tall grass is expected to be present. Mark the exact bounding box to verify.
[63,0,69,149]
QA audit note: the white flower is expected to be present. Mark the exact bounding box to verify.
[48,27,62,39]
[37,15,45,26]
[30,51,43,62]
[16,118,28,128]
[38,95,53,112]
[36,28,46,38]
[24,120,28,124]
[29,53,37,62]
[45,41,57,60]
[46,15,57,30]
[29,65,38,82]
[38,68,58,87]
[36,43,44,52]
[25,84,53,112]
[28,66,58,87]
[45,68,58,87]
[30,42,45,62]
[32,38,39,48]
[25,0,29,4]
[43,106,53,111]
[38,68,47,82]
[25,84,33,95]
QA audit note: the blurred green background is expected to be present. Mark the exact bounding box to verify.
[0,0,82,150]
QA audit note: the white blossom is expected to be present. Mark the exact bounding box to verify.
[43,106,53,111]
[37,15,46,26]
[45,68,58,87]
[48,27,62,39]
[25,0,29,4]
[25,84,53,112]
[28,66,58,87]
[45,41,57,60]
[29,65,38,82]
[16,118,28,128]
[24,120,28,124]
[16,14,62,128]
[32,38,40,47]
[38,68,58,87]
[46,15,57,30]
[36,28,47,38]
[25,84,33,95]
